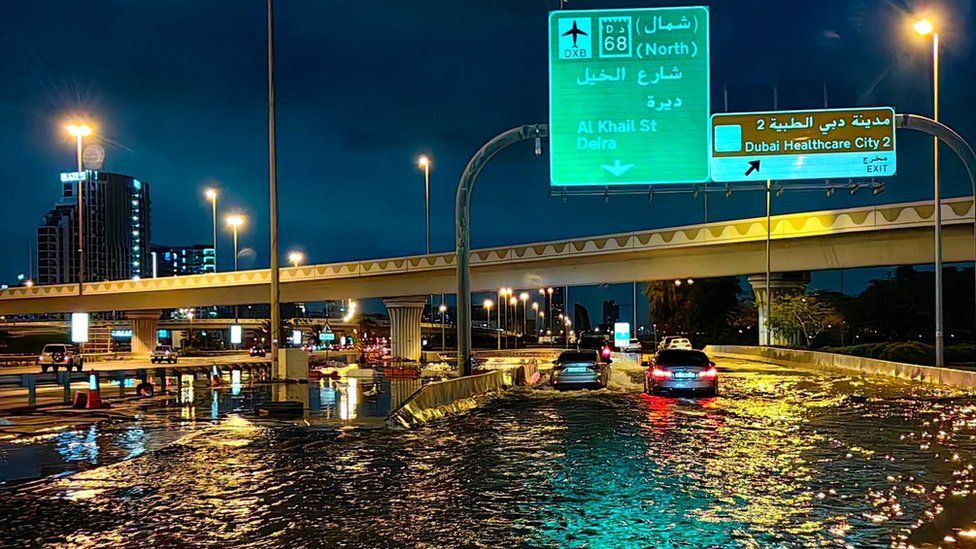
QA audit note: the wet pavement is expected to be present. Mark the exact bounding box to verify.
[2,357,976,546]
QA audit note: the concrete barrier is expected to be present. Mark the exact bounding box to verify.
[705,345,976,389]
[387,370,507,428]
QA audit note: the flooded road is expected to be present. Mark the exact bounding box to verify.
[3,357,976,546]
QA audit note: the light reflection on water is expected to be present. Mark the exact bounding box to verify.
[1,359,976,546]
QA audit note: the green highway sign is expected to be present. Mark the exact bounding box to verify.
[549,6,710,187]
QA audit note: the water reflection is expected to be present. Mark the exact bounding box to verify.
[3,358,975,545]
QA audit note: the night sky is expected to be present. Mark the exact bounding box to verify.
[1,0,974,317]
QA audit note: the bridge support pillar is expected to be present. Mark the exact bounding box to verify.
[384,296,427,362]
[127,310,162,356]
[747,273,811,347]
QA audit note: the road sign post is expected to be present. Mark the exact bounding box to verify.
[711,107,897,182]
[549,7,710,186]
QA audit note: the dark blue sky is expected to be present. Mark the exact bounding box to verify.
[1,1,974,317]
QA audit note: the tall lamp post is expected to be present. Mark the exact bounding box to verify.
[913,17,945,367]
[205,188,218,270]
[484,299,496,350]
[226,215,245,271]
[66,123,92,286]
[417,156,431,255]
[288,251,304,267]
[531,302,539,336]
[519,292,529,337]
[226,214,245,324]
[509,295,518,349]
[438,303,447,351]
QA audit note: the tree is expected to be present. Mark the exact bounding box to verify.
[768,292,843,348]
[643,277,743,344]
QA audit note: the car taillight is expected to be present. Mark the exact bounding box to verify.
[651,368,672,379]
[699,367,718,379]
[601,347,611,359]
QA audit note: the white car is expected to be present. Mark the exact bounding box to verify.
[38,344,84,372]
[150,345,179,364]
[659,336,693,350]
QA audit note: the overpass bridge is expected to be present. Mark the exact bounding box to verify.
[1,197,972,359]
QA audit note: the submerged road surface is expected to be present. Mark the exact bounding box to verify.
[2,357,976,546]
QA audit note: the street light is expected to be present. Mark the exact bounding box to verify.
[531,302,539,337]
[205,188,218,271]
[417,156,431,255]
[438,303,448,351]
[66,123,93,172]
[509,295,518,347]
[913,15,945,366]
[288,251,304,267]
[225,215,245,271]
[66,123,93,286]
[519,292,529,336]
[484,299,497,350]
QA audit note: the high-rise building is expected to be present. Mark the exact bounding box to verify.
[37,171,151,284]
[150,244,216,277]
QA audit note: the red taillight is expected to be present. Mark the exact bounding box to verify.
[601,347,611,359]
[651,368,672,379]
[699,367,718,379]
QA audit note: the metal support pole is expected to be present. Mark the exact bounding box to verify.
[895,114,976,368]
[932,33,944,367]
[455,124,547,375]
[765,179,772,347]
[58,372,71,404]
[23,374,36,408]
[268,0,282,371]
[117,372,126,397]
[212,195,218,271]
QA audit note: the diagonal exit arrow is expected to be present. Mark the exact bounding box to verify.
[601,159,635,177]
[744,159,761,176]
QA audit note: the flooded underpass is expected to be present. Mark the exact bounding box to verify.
[3,357,976,547]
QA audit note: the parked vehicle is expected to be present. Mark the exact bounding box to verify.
[250,346,267,358]
[38,344,83,373]
[150,345,179,364]
[645,349,718,396]
[551,349,609,390]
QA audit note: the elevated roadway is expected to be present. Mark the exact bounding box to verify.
[0,197,972,315]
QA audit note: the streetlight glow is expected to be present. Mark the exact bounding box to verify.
[438,304,447,313]
[205,188,217,200]
[225,214,244,228]
[913,18,934,36]
[418,155,430,168]
[483,299,493,309]
[65,124,92,138]
[288,251,305,267]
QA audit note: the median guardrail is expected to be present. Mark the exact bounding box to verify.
[387,370,507,427]
[705,345,976,389]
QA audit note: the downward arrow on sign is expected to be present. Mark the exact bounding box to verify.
[601,160,635,177]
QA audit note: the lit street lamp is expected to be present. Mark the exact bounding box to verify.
[66,123,93,286]
[509,295,518,348]
[288,251,304,267]
[439,303,447,351]
[225,215,245,271]
[519,292,529,336]
[225,214,245,323]
[531,301,539,335]
[912,16,945,366]
[417,156,431,255]
[483,299,497,350]
[205,188,218,271]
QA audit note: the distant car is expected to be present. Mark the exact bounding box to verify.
[658,336,693,350]
[577,335,613,362]
[645,349,718,396]
[621,339,642,353]
[38,344,83,372]
[150,345,178,364]
[250,346,267,357]
[551,349,609,390]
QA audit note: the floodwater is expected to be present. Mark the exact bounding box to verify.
[2,358,976,547]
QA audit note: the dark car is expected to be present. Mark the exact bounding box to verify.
[645,349,718,396]
[250,346,267,358]
[576,335,613,362]
[551,349,609,390]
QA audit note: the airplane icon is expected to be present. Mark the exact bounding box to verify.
[561,20,588,47]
